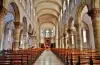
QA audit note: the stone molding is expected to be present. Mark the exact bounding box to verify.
[14,22,21,29]
[88,8,100,18]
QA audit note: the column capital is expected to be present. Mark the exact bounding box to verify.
[0,6,8,16]
[14,22,21,28]
[88,8,100,18]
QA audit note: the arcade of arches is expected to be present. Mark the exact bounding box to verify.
[0,0,100,65]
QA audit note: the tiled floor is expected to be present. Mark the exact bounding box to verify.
[34,50,64,65]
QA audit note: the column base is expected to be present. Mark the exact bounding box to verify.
[12,42,19,50]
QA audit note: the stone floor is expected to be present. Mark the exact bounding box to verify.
[34,50,64,65]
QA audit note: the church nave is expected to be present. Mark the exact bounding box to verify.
[0,0,100,65]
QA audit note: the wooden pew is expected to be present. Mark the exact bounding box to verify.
[51,48,100,65]
[0,48,44,65]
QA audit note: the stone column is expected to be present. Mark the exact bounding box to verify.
[0,6,5,49]
[23,33,27,49]
[68,29,72,48]
[63,33,66,48]
[88,9,100,52]
[63,24,67,48]
[75,23,83,50]
[12,22,21,50]
[60,36,62,48]
[88,0,100,53]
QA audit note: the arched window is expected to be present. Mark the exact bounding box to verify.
[51,29,54,37]
[46,29,49,37]
[41,29,44,37]
[72,35,74,44]
[83,29,87,43]
[63,0,66,13]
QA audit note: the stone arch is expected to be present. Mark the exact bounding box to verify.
[22,16,27,32]
[10,2,20,22]
[76,3,88,24]
[67,17,77,49]
[75,3,94,50]
[68,17,76,33]
[0,0,10,50]
[3,2,20,50]
[75,3,89,50]
[19,30,27,49]
[81,21,90,49]
[19,16,28,49]
[68,17,74,28]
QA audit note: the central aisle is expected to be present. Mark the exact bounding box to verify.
[34,50,64,65]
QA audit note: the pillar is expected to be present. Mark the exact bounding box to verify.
[0,6,4,50]
[88,0,100,53]
[60,36,62,48]
[76,23,83,50]
[63,33,66,48]
[63,24,67,48]
[88,9,100,52]
[23,34,27,49]
[68,29,72,48]
[12,22,21,50]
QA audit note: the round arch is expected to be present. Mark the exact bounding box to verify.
[76,3,88,24]
[75,3,95,50]
[3,2,20,50]
[10,2,20,22]
[22,16,27,32]
[68,17,76,33]
[68,17,74,28]
[81,21,90,49]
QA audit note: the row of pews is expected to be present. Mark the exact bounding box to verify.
[51,48,100,65]
[0,48,44,65]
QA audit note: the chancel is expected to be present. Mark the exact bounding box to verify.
[0,0,100,65]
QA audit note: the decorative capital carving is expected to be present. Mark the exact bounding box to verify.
[88,8,100,18]
[14,22,21,28]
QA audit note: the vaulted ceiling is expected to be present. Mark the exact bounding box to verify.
[35,0,62,25]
